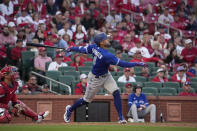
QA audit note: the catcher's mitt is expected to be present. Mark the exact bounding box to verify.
[12,104,23,117]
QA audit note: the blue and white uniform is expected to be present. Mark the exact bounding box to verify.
[71,44,142,102]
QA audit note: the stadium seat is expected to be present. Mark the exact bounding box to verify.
[21,51,35,80]
[178,88,195,93]
[134,67,142,75]
[46,47,55,58]
[190,77,197,82]
[84,62,93,66]
[107,48,115,54]
[58,66,76,72]
[66,61,72,66]
[158,93,173,96]
[142,87,158,96]
[80,71,90,75]
[78,66,92,72]
[135,76,147,82]
[130,82,144,87]
[146,62,155,68]
[151,67,160,72]
[190,82,197,93]
[144,82,162,88]
[58,75,75,94]
[117,82,126,88]
[143,93,154,96]
[116,71,124,76]
[64,71,80,81]
[159,88,177,96]
[45,61,51,71]
[163,82,180,89]
[113,76,120,81]
[148,76,155,81]
[45,71,61,92]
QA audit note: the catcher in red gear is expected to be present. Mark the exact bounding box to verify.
[0,66,49,123]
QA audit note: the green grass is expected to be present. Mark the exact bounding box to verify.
[0,125,197,131]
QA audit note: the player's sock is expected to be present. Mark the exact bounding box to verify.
[69,98,88,112]
[113,90,123,120]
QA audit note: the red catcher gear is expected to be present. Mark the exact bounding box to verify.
[0,66,19,81]
[0,108,12,123]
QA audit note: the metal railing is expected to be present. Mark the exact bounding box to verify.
[31,71,72,95]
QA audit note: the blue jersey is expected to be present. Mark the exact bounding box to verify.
[71,44,138,76]
[128,93,149,109]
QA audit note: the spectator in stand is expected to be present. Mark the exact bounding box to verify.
[81,10,98,30]
[105,8,122,28]
[179,81,197,96]
[174,36,184,56]
[51,11,64,30]
[58,21,73,39]
[159,64,170,79]
[122,83,133,96]
[120,34,135,52]
[152,68,168,83]
[48,53,68,71]
[26,1,36,16]
[118,68,136,83]
[130,67,136,77]
[158,7,174,25]
[40,84,54,95]
[63,33,76,47]
[16,29,26,47]
[59,50,72,62]
[35,0,47,16]
[180,63,195,77]
[141,67,150,79]
[46,0,58,15]
[34,23,46,43]
[71,16,87,35]
[164,48,184,68]
[0,0,14,16]
[87,28,96,44]
[127,84,156,123]
[74,73,87,95]
[181,39,197,64]
[8,22,17,41]
[0,26,15,46]
[21,75,42,94]
[16,7,34,26]
[130,50,163,64]
[34,47,52,72]
[44,31,54,46]
[0,14,7,25]
[73,24,87,46]
[10,39,26,65]
[171,66,190,84]
[80,53,92,63]
[57,34,69,49]
[24,24,35,43]
[151,41,165,59]
[70,54,84,71]
[128,38,151,58]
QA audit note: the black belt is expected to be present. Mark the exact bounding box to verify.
[95,74,108,78]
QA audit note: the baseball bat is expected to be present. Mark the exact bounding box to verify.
[26,43,65,49]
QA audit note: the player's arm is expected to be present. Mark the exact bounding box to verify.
[106,54,146,67]
[69,45,94,54]
[128,94,134,109]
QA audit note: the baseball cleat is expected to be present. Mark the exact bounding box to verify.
[36,110,49,123]
[64,105,72,123]
[118,116,127,124]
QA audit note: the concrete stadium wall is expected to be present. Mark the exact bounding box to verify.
[10,95,197,123]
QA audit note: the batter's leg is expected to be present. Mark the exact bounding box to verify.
[104,74,126,123]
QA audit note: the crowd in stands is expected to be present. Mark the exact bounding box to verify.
[0,0,197,96]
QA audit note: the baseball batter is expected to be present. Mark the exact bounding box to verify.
[64,33,146,124]
[0,66,49,123]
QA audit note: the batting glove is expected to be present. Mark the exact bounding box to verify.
[65,47,72,52]
[136,62,147,67]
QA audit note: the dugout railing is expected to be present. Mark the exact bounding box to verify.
[31,71,72,95]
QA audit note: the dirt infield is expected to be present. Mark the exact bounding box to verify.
[2,122,197,128]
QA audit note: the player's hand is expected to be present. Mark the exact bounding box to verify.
[65,47,72,52]
[140,105,146,109]
[136,62,147,67]
[13,104,23,116]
